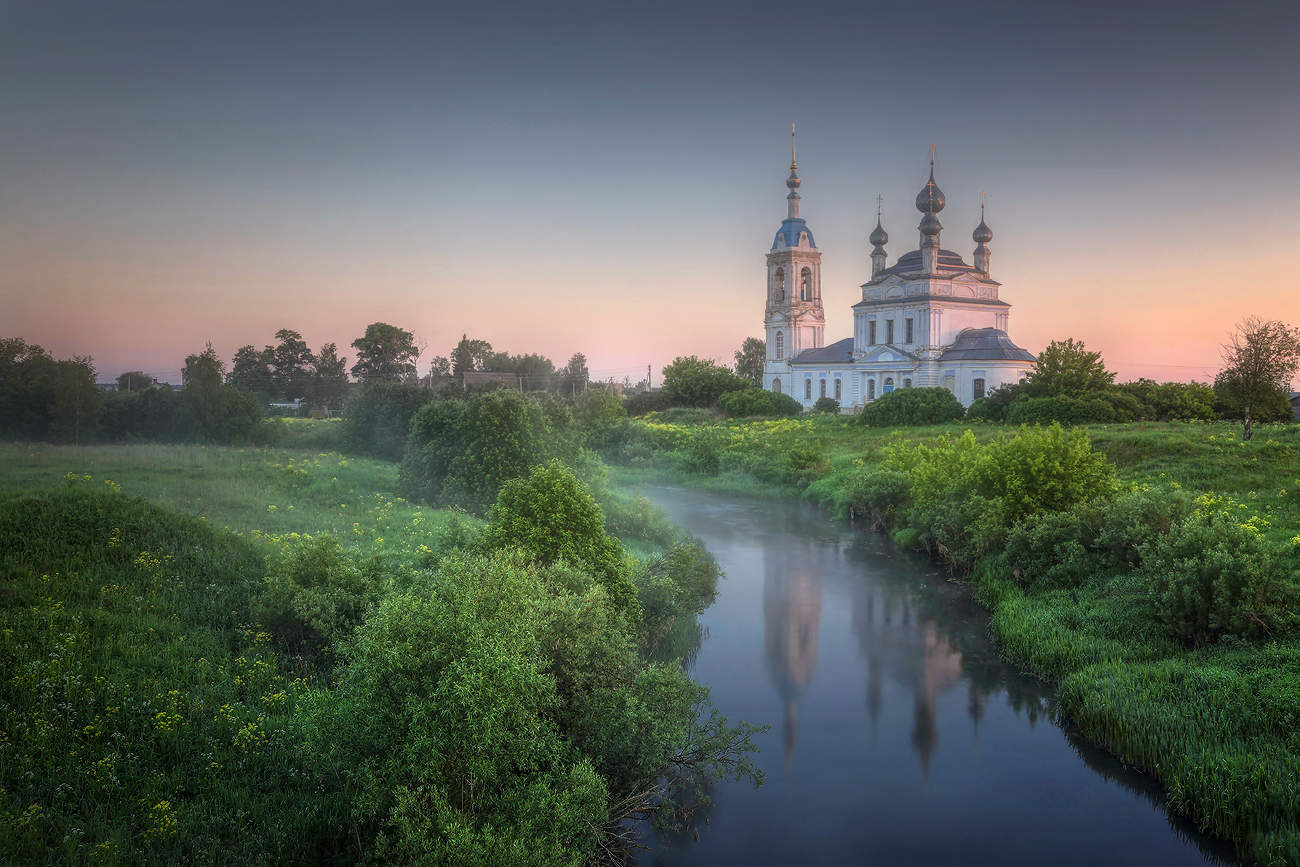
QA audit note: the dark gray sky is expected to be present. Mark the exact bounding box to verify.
[3,0,1297,381]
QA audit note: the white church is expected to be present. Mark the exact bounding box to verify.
[763,138,1035,409]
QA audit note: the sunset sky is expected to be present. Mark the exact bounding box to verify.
[3,0,1298,386]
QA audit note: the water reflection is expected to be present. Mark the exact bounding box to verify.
[637,485,1236,866]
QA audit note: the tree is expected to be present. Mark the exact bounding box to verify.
[269,329,315,400]
[1022,338,1114,396]
[733,337,766,386]
[116,370,152,392]
[182,343,225,393]
[1215,317,1300,441]
[351,322,420,383]
[309,342,349,411]
[450,334,493,376]
[428,355,452,377]
[661,356,748,407]
[228,345,274,396]
[49,357,101,445]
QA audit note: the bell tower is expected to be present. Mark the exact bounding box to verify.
[764,124,824,396]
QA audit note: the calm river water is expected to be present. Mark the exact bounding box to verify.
[636,484,1235,866]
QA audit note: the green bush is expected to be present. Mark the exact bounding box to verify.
[341,382,431,459]
[400,390,575,513]
[483,461,637,618]
[841,469,911,527]
[573,386,627,447]
[1004,390,1150,425]
[177,384,263,444]
[98,387,180,441]
[782,441,829,487]
[1095,483,1196,571]
[259,534,385,654]
[661,357,749,408]
[812,396,840,414]
[859,387,964,427]
[684,433,722,476]
[716,387,802,418]
[1002,503,1104,587]
[1140,503,1298,645]
[624,390,672,416]
[1119,379,1217,421]
[965,383,1022,421]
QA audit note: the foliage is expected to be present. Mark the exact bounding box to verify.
[625,389,673,416]
[841,468,912,527]
[228,344,275,396]
[859,386,963,427]
[115,370,152,392]
[0,338,102,443]
[341,381,431,460]
[661,356,749,408]
[732,337,766,386]
[1215,316,1300,441]
[1118,379,1216,421]
[0,490,341,863]
[260,533,385,654]
[1004,391,1145,425]
[965,382,1022,421]
[1140,498,1298,645]
[308,342,350,411]
[98,387,180,442]
[400,390,576,513]
[1022,337,1115,396]
[178,345,263,443]
[574,386,627,447]
[269,328,316,401]
[483,461,638,617]
[351,322,420,383]
[716,387,802,418]
[451,334,494,376]
[812,396,840,414]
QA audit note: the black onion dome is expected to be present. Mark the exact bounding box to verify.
[973,219,992,244]
[919,213,942,237]
[915,167,946,214]
[869,220,888,247]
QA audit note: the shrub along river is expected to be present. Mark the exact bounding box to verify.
[636,484,1236,866]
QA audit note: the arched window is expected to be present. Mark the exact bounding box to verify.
[804,379,812,400]
[800,267,812,301]
[883,376,895,394]
[903,377,912,389]
[973,377,986,400]
[868,379,876,400]
[772,378,782,394]
[834,378,842,401]
[774,267,785,301]
[774,331,784,360]
[819,379,827,399]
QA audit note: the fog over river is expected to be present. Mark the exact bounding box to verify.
[636,484,1234,866]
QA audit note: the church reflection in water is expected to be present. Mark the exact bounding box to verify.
[761,536,1026,775]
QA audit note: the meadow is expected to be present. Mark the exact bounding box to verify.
[608,413,1300,866]
[0,431,750,864]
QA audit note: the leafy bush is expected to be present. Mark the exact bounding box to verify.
[259,534,384,653]
[483,461,637,617]
[1002,503,1104,587]
[98,387,180,441]
[661,357,748,408]
[1119,379,1217,421]
[716,387,802,418]
[841,469,910,527]
[1140,502,1298,645]
[341,382,431,459]
[573,386,627,447]
[1095,483,1196,571]
[965,383,1022,421]
[782,441,829,487]
[812,396,840,414]
[624,390,672,416]
[177,384,263,444]
[400,390,575,513]
[1004,390,1151,425]
[684,432,722,476]
[859,387,964,427]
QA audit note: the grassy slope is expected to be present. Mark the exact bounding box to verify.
[613,416,1300,865]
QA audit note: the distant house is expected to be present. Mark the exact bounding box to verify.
[96,382,119,392]
[1291,392,1300,422]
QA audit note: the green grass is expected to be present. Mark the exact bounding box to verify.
[614,416,1300,865]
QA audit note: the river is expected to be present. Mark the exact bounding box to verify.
[636,484,1235,866]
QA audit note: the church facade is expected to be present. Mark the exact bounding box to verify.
[763,142,1035,409]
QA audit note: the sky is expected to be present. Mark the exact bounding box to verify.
[2,0,1298,386]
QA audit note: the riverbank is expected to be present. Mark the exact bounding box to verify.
[608,417,1300,865]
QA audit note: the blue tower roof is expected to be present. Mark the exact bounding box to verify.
[772,218,816,250]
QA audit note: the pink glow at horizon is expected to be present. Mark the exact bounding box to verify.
[2,2,1298,390]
